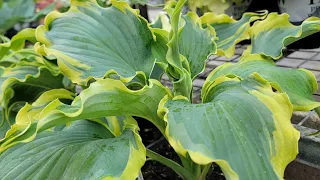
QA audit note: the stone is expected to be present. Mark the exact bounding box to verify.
[162,81,173,89]
[208,55,218,60]
[192,90,202,104]
[275,58,306,68]
[215,55,239,62]
[193,79,205,88]
[233,56,241,62]
[241,44,249,49]
[287,51,317,59]
[198,68,212,78]
[207,60,225,68]
[311,53,320,61]
[299,61,320,71]
[161,73,169,80]
[313,95,320,102]
[235,48,244,55]
[299,48,320,52]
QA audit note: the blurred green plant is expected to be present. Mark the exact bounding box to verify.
[0,0,55,34]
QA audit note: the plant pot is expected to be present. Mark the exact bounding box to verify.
[278,0,320,49]
[278,0,320,23]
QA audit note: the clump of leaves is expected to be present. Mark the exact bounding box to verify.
[0,0,320,179]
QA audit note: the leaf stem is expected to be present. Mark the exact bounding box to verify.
[146,149,196,180]
[198,163,212,180]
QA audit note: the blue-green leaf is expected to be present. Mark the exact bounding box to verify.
[0,120,146,180]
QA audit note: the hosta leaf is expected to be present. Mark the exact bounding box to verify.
[164,0,192,98]
[0,48,41,66]
[159,73,299,180]
[204,56,320,111]
[0,78,170,151]
[36,0,158,85]
[244,13,320,59]
[0,120,146,180]
[0,89,75,141]
[152,29,169,64]
[201,11,267,58]
[150,29,168,80]
[179,12,216,79]
[0,61,64,123]
[0,28,36,60]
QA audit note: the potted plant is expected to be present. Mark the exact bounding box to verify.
[0,0,320,179]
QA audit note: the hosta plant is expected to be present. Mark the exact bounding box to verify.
[0,0,320,179]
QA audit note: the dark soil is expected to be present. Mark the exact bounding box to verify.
[137,118,226,180]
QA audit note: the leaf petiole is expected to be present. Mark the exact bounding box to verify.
[146,149,195,180]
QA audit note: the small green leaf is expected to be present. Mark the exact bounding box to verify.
[36,0,158,85]
[201,11,267,58]
[179,12,216,79]
[159,73,299,179]
[150,29,169,80]
[164,0,193,98]
[152,29,169,64]
[244,13,320,59]
[204,56,320,111]
[0,120,146,180]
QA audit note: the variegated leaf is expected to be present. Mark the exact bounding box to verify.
[204,55,320,111]
[0,78,170,151]
[159,73,299,179]
[201,11,267,58]
[0,119,145,180]
[244,13,320,59]
[36,0,163,85]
